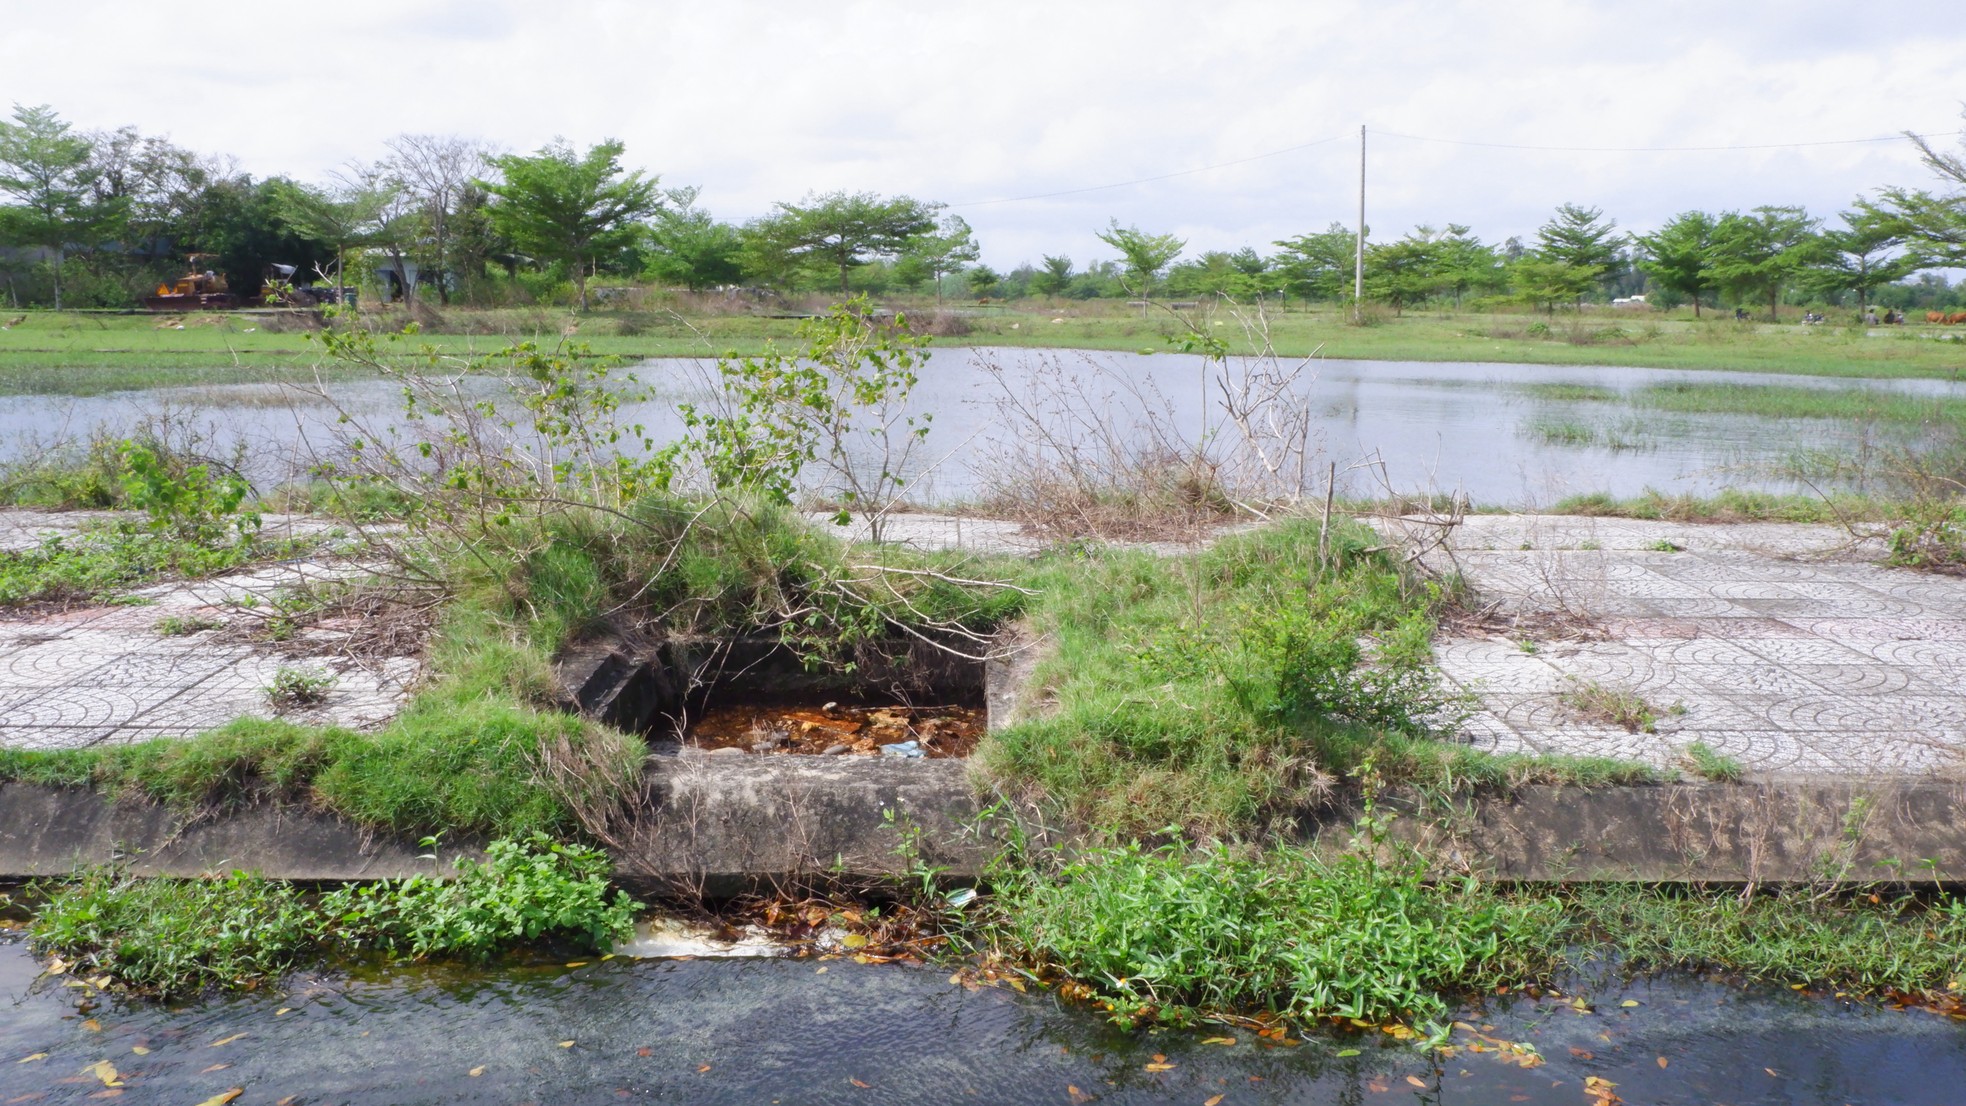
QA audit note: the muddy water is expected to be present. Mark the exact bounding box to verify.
[1,936,1961,1105]
[2,350,1961,505]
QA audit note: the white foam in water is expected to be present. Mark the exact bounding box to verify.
[614,917,788,959]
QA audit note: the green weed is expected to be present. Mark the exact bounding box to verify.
[29,868,315,998]
[1683,741,1744,783]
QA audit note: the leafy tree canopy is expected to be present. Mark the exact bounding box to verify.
[478,138,661,310]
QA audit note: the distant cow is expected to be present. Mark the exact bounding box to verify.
[1928,311,1946,324]
[1949,313,1966,325]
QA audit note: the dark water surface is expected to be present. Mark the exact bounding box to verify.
[4,350,1962,506]
[3,937,1962,1105]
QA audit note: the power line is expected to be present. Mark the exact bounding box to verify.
[946,133,1351,208]
[1372,129,1952,153]
[940,125,1954,211]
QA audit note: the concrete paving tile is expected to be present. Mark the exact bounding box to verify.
[1671,663,1832,699]
[1736,638,1876,665]
[1785,663,1943,696]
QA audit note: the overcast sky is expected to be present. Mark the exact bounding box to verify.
[8,0,1965,270]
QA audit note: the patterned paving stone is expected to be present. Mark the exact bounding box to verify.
[1421,514,1966,777]
[0,520,421,751]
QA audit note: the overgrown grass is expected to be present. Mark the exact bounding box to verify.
[1547,487,1897,524]
[978,518,1655,839]
[0,526,314,606]
[989,838,1562,1028]
[1569,885,1966,996]
[1631,381,1966,422]
[29,835,640,998]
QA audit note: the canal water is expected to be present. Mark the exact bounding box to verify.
[2,935,1961,1105]
[2,349,1960,507]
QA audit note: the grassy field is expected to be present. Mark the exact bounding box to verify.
[5,301,1966,394]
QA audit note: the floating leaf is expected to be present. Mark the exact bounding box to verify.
[1205,1096,1224,1106]
[1067,1086,1093,1105]
[1144,1062,1175,1073]
[849,1077,871,1088]
[1406,1075,1427,1088]
[190,1092,242,1106]
[127,1048,148,1057]
[468,1066,485,1077]
[697,1064,711,1074]
[207,1034,247,1048]
[85,1061,122,1087]
[1337,1048,1361,1057]
[80,1020,101,1032]
[1620,1000,1640,1008]
[16,1054,46,1064]
[1656,1056,1668,1069]
[1201,1037,1236,1046]
[201,1064,230,1074]
[559,1041,576,1049]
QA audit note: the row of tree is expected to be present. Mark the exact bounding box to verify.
[5,101,1966,315]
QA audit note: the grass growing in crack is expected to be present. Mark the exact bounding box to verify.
[153,613,221,636]
[978,518,1656,840]
[1558,679,1659,733]
[1548,488,1893,524]
[1683,740,1744,782]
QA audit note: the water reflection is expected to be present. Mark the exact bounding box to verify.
[2,350,1959,507]
[2,937,1963,1105]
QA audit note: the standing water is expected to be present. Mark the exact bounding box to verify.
[2,936,1962,1104]
[1,349,1960,505]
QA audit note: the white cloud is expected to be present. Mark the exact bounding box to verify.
[6,0,1963,269]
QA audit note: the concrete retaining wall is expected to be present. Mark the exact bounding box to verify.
[4,771,1965,889]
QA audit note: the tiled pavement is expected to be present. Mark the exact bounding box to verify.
[1430,515,1966,776]
[0,518,417,751]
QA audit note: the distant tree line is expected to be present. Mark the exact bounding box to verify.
[6,100,1966,316]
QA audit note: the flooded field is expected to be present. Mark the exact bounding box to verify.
[3,349,1960,506]
[3,935,1962,1105]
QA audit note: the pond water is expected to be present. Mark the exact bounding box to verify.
[4,349,1962,507]
[1,936,1960,1105]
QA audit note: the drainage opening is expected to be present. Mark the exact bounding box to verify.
[642,639,986,759]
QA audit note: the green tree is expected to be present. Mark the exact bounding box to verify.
[1879,119,1966,269]
[194,176,336,298]
[1030,254,1074,297]
[1710,205,1822,321]
[0,104,121,309]
[1096,218,1185,315]
[1271,222,1357,303]
[1806,204,1920,312]
[1509,254,1592,315]
[904,214,980,304]
[1364,229,1443,316]
[273,177,388,301]
[642,186,745,291]
[1637,210,1720,316]
[748,190,941,293]
[477,139,660,311]
[1432,224,1500,307]
[966,264,1001,299]
[1534,203,1625,306]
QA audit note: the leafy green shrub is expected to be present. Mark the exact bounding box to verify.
[1887,503,1966,569]
[990,839,1562,1028]
[29,869,315,998]
[322,834,641,958]
[265,665,336,708]
[117,441,258,543]
[0,527,305,607]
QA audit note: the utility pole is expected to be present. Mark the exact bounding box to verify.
[1354,124,1366,324]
